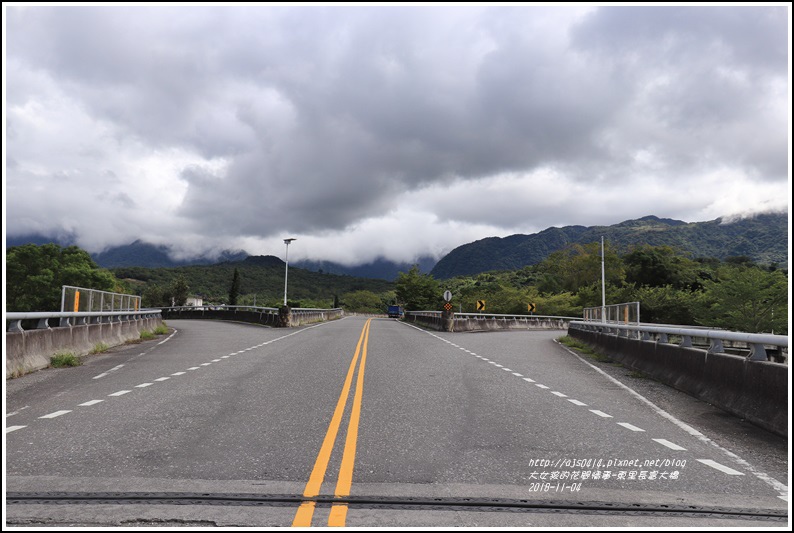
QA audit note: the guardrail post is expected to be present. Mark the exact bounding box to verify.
[708,339,725,355]
[748,343,769,361]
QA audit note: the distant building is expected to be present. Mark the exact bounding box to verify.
[186,296,204,307]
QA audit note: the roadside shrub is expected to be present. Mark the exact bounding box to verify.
[50,352,81,368]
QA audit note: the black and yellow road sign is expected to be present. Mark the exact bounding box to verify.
[528,303,536,313]
[477,300,486,311]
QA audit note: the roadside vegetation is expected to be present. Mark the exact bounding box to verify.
[557,336,612,363]
[89,342,110,355]
[6,242,787,334]
[50,352,81,368]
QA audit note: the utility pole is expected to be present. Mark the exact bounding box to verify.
[601,236,606,323]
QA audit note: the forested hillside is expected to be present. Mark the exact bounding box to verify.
[431,213,788,279]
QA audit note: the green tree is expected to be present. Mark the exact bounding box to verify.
[395,266,441,311]
[536,241,624,294]
[623,245,702,290]
[6,244,120,312]
[697,266,787,334]
[228,268,241,306]
[170,275,190,307]
[142,284,169,307]
[625,285,701,325]
[340,290,384,313]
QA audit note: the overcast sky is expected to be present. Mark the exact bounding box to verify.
[4,4,791,265]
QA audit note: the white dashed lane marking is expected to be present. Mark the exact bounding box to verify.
[402,322,779,485]
[39,410,71,419]
[171,372,186,376]
[78,400,105,406]
[6,425,27,433]
[108,390,131,397]
[653,438,687,451]
[154,377,170,382]
[92,364,125,380]
[135,383,154,388]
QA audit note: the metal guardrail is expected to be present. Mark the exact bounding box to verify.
[569,321,788,362]
[165,305,279,313]
[582,302,640,325]
[161,305,342,315]
[6,310,163,332]
[61,285,141,313]
[160,306,344,326]
[406,311,580,321]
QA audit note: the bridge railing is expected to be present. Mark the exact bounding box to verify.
[404,311,579,331]
[6,310,164,332]
[6,310,165,378]
[567,321,788,437]
[160,305,344,326]
[568,321,788,363]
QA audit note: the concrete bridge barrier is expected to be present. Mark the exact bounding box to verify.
[567,323,788,437]
[160,306,344,328]
[6,312,163,378]
[405,311,573,332]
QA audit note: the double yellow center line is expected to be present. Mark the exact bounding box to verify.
[292,318,372,527]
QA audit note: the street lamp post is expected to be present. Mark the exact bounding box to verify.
[283,238,296,306]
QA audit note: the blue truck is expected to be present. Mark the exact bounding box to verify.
[387,305,404,318]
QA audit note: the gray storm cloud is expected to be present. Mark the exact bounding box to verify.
[5,5,789,262]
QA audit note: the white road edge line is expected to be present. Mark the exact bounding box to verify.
[697,459,745,476]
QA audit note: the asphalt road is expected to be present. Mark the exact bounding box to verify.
[4,317,789,528]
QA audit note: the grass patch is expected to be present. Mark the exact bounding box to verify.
[50,352,81,368]
[557,335,614,363]
[140,330,156,340]
[153,324,169,335]
[89,342,110,355]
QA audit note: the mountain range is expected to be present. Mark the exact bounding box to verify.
[430,212,788,279]
[7,212,787,280]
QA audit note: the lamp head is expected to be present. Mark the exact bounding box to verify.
[284,238,296,245]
